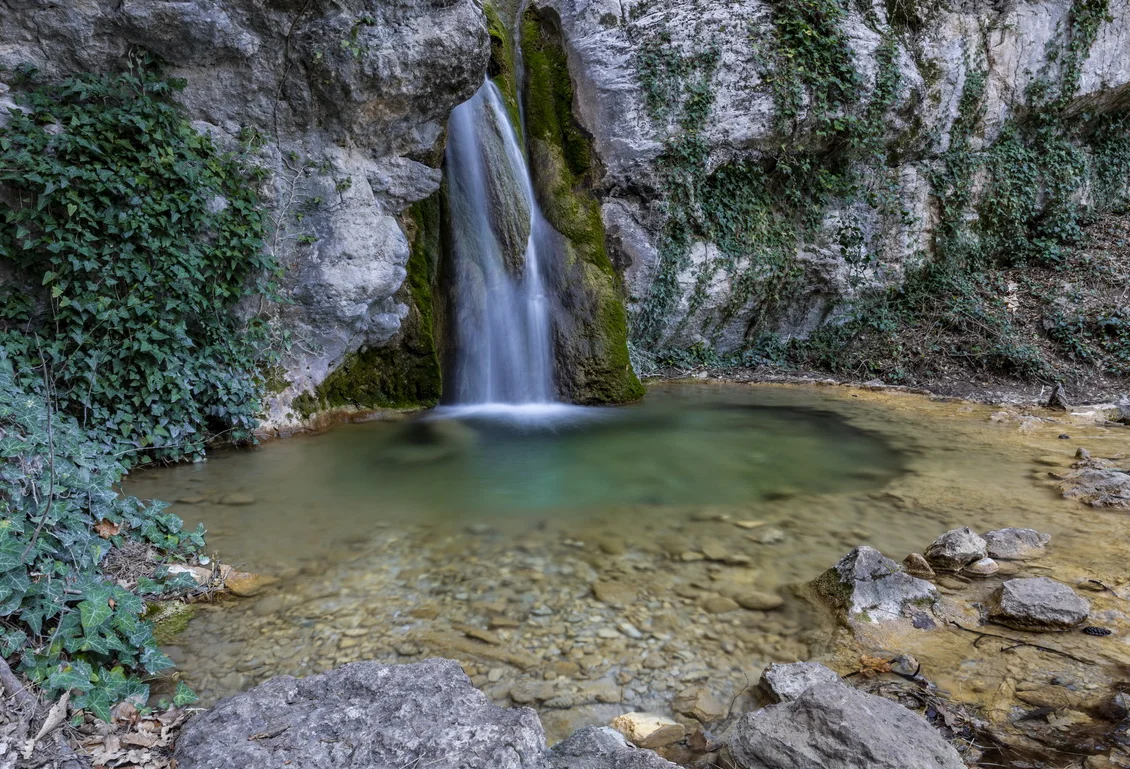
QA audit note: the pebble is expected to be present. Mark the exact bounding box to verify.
[218,492,256,506]
[702,596,740,614]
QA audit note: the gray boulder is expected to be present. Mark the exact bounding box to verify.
[729,682,965,769]
[549,727,677,769]
[983,528,1051,560]
[759,662,841,704]
[989,577,1090,631]
[814,547,938,623]
[174,659,548,769]
[924,527,987,571]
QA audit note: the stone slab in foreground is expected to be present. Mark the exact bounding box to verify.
[174,658,547,769]
[729,681,966,769]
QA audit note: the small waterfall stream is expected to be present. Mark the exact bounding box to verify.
[446,81,556,406]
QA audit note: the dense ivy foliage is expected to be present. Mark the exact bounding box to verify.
[0,63,276,462]
[0,353,203,720]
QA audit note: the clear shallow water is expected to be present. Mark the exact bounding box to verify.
[126,382,1130,740]
[127,384,903,570]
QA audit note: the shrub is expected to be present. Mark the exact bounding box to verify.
[0,58,277,463]
[0,351,204,720]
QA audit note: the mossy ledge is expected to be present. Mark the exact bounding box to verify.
[520,6,644,404]
[293,194,444,418]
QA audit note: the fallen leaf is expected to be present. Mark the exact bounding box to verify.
[858,654,892,678]
[94,519,121,539]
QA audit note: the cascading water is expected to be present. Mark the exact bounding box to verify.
[445,81,556,406]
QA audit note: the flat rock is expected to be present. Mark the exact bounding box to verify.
[223,569,276,597]
[730,682,965,769]
[814,547,938,623]
[592,580,637,607]
[610,713,686,749]
[924,527,987,571]
[989,577,1090,631]
[984,528,1051,560]
[759,662,841,704]
[174,659,547,769]
[735,591,784,611]
[701,595,740,614]
[672,684,729,723]
[218,492,256,506]
[550,726,677,769]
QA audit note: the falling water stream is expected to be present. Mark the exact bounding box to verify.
[446,81,556,407]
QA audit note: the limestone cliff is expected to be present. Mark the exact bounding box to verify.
[528,0,1130,368]
[0,0,488,430]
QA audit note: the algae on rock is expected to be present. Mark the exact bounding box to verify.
[519,7,644,404]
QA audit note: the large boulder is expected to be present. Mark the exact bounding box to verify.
[988,577,1090,631]
[924,527,987,571]
[813,547,938,623]
[549,727,677,769]
[729,682,965,769]
[174,659,548,769]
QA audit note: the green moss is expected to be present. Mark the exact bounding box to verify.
[294,194,444,418]
[146,601,197,646]
[484,3,522,128]
[520,8,643,403]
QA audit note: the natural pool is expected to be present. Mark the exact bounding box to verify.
[126,382,1130,742]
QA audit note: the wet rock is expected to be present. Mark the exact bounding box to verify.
[1059,458,1130,508]
[701,596,740,614]
[813,547,938,623]
[511,680,556,704]
[924,527,987,571]
[729,682,965,769]
[223,569,276,597]
[456,625,504,646]
[592,580,637,607]
[989,577,1090,631]
[964,557,999,577]
[984,528,1051,560]
[746,527,786,545]
[610,713,686,750]
[550,726,678,769]
[672,685,729,723]
[699,540,730,562]
[735,591,784,611]
[901,553,935,579]
[174,659,546,769]
[759,661,840,704]
[218,492,256,506]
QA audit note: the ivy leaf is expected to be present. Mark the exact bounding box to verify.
[78,589,113,632]
[47,660,95,694]
[173,680,198,707]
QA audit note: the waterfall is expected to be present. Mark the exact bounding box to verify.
[445,81,556,406]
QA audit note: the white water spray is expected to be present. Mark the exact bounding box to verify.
[446,81,556,406]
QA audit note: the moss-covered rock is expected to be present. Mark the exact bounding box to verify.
[520,8,644,404]
[294,193,445,417]
[147,601,197,646]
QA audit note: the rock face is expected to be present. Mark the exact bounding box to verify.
[924,527,988,571]
[0,0,489,428]
[174,659,547,769]
[526,0,1130,356]
[759,662,841,704]
[989,577,1090,631]
[730,682,965,769]
[984,528,1052,560]
[550,727,678,769]
[814,546,938,623]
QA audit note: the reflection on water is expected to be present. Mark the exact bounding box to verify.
[126,384,903,569]
[125,382,1130,742]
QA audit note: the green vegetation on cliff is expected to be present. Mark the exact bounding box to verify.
[0,61,276,460]
[520,9,643,403]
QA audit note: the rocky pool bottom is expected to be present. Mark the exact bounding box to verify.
[122,382,1130,767]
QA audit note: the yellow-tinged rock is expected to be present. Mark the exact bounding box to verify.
[610,712,686,749]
